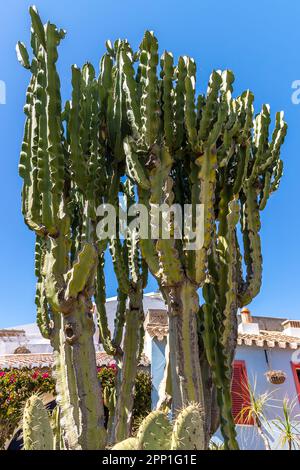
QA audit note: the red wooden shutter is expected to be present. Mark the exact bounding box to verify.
[291,362,300,403]
[231,360,253,425]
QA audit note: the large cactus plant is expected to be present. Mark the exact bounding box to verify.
[119,32,287,448]
[17,7,108,449]
[18,6,287,451]
[18,7,148,449]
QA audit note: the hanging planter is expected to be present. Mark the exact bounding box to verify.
[265,370,286,385]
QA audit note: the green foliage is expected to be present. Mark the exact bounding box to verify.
[272,398,300,450]
[131,371,152,433]
[0,369,54,449]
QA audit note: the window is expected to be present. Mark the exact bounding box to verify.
[231,360,253,425]
[291,362,300,402]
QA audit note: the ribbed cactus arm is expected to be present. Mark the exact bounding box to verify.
[174,56,187,149]
[160,51,175,150]
[36,49,55,233]
[45,23,65,217]
[68,65,88,192]
[149,146,184,286]
[16,41,31,69]
[25,73,43,231]
[239,185,262,307]
[155,177,184,286]
[35,280,51,339]
[198,71,223,145]
[201,284,239,450]
[249,104,271,182]
[190,147,217,285]
[105,41,127,161]
[109,236,130,294]
[124,137,150,190]
[19,77,34,185]
[135,187,160,278]
[258,111,287,207]
[220,199,240,350]
[65,243,97,300]
[20,78,42,233]
[114,285,144,443]
[34,219,50,339]
[29,6,47,50]
[121,48,142,138]
[183,56,198,149]
[139,31,160,147]
[94,252,116,355]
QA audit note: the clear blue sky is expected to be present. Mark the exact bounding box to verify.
[0,0,299,327]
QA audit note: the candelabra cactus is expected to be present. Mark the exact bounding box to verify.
[18,7,147,450]
[18,7,108,450]
[119,31,287,448]
[18,6,287,451]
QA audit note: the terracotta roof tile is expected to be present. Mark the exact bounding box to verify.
[0,351,150,369]
[0,329,25,338]
[145,313,300,350]
[237,330,300,350]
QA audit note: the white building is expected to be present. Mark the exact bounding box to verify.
[1,293,300,450]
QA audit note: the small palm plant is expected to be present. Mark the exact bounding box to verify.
[237,377,276,450]
[272,397,300,450]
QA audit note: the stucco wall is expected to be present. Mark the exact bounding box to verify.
[216,346,300,449]
[151,337,300,450]
[151,338,167,406]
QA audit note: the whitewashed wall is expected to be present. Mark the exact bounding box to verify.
[214,346,300,450]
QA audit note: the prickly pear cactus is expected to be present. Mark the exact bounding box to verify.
[111,437,139,450]
[137,410,172,450]
[23,395,54,450]
[114,404,206,451]
[171,404,206,450]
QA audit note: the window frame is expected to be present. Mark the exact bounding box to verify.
[231,360,254,426]
[291,361,300,402]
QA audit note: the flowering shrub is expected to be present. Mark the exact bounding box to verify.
[0,368,55,449]
[0,366,151,449]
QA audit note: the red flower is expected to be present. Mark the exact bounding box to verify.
[42,373,49,379]
[0,371,5,378]
[32,371,39,380]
